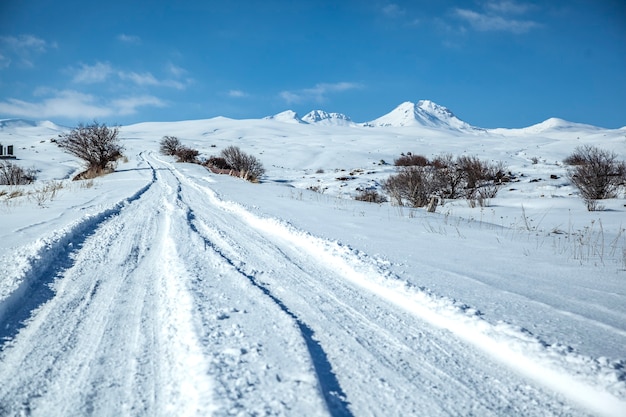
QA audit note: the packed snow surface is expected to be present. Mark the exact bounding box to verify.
[1,104,625,416]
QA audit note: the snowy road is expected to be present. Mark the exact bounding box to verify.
[1,154,624,417]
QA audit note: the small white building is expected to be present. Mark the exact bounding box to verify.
[0,143,15,158]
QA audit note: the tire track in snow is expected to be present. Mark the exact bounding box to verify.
[155,159,353,417]
[185,208,353,417]
[0,159,216,416]
[165,165,579,416]
[153,196,216,416]
[192,180,626,417]
[0,160,156,349]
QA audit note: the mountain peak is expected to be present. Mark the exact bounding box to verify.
[264,110,305,124]
[302,110,353,126]
[368,100,474,130]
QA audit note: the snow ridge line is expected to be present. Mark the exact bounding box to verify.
[196,185,626,417]
[175,191,354,417]
[0,167,156,347]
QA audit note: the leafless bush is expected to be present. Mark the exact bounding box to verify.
[0,161,37,185]
[382,166,439,207]
[30,181,63,207]
[57,122,123,176]
[160,136,182,156]
[563,149,588,166]
[355,188,387,203]
[204,156,233,170]
[307,185,326,193]
[430,153,464,199]
[394,153,429,167]
[175,146,200,163]
[565,145,626,211]
[382,153,506,207]
[220,146,265,182]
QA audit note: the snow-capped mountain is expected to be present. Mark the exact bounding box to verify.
[263,110,305,124]
[367,100,476,130]
[522,117,601,133]
[0,119,40,129]
[301,110,354,126]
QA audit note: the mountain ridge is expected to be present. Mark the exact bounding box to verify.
[2,100,622,131]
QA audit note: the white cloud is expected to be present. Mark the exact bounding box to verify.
[382,4,405,18]
[0,34,55,68]
[1,34,49,52]
[118,71,159,86]
[68,62,189,90]
[454,8,539,33]
[484,1,532,15]
[280,82,362,104]
[119,71,187,90]
[117,34,141,44]
[0,89,165,119]
[228,90,248,98]
[111,95,166,115]
[166,63,187,77]
[0,53,10,69]
[72,62,114,83]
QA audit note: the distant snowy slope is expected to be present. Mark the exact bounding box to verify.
[490,117,604,136]
[301,110,354,126]
[263,110,305,124]
[368,100,477,130]
[0,119,66,131]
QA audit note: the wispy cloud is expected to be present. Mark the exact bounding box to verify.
[382,4,406,18]
[0,89,165,119]
[118,71,159,86]
[453,1,539,34]
[227,90,248,98]
[454,8,539,33]
[71,62,114,83]
[0,34,55,68]
[111,95,166,115]
[166,62,187,78]
[279,82,362,104]
[119,71,187,90]
[117,34,141,44]
[484,1,533,15]
[0,53,10,69]
[1,34,50,52]
[69,61,190,90]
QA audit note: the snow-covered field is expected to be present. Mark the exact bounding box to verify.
[1,101,625,416]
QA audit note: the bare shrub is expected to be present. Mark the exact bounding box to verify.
[563,149,588,166]
[30,181,63,207]
[57,122,123,177]
[431,153,464,199]
[0,161,37,185]
[382,166,439,207]
[355,188,387,203]
[382,153,506,207]
[220,146,265,182]
[566,145,626,211]
[204,156,233,170]
[307,185,326,193]
[175,146,200,163]
[394,154,429,167]
[160,136,181,156]
[457,156,504,205]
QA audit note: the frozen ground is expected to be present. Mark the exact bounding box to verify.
[0,110,625,416]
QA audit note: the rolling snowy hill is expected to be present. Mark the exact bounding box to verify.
[0,104,625,417]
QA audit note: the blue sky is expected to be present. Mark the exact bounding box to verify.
[0,0,624,128]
